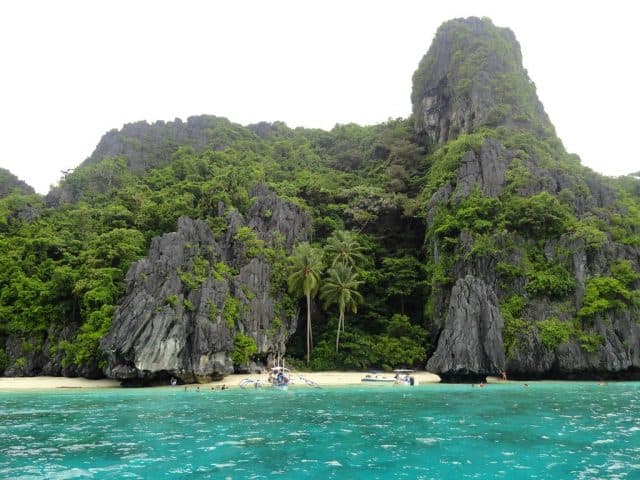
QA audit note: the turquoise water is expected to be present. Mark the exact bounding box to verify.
[1,382,639,479]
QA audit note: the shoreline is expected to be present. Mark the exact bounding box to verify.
[203,371,442,389]
[0,373,625,391]
[0,376,120,390]
[0,371,441,391]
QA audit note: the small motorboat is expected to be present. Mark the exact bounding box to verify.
[361,373,395,383]
[239,378,266,389]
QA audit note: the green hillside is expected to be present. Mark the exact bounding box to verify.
[1,17,638,381]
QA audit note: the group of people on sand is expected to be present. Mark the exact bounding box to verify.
[468,371,610,388]
[170,376,229,390]
[181,384,228,391]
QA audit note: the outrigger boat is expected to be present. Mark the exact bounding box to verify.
[239,362,320,390]
[360,369,418,385]
[269,366,290,390]
[239,367,290,390]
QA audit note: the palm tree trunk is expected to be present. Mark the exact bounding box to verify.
[306,292,312,365]
[335,310,344,352]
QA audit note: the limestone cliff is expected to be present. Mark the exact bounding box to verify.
[0,168,35,198]
[417,17,640,381]
[426,275,505,380]
[45,115,257,206]
[101,185,310,385]
[412,17,552,145]
[85,115,255,173]
[2,17,638,383]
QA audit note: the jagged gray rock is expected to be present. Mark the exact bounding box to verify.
[453,138,513,199]
[85,115,254,173]
[44,115,259,206]
[426,275,505,380]
[412,17,551,145]
[101,186,310,384]
[506,311,640,379]
[414,17,640,382]
[247,183,310,251]
[0,168,35,198]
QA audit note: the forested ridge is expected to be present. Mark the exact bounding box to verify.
[1,117,433,377]
[1,17,639,381]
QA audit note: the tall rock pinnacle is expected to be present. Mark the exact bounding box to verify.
[411,17,552,145]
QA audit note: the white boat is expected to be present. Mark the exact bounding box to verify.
[239,378,266,389]
[393,369,418,386]
[239,366,294,391]
[361,373,395,383]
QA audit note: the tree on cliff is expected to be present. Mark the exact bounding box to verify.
[320,264,363,352]
[287,243,324,365]
[324,230,365,268]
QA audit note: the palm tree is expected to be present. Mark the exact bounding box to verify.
[320,264,363,352]
[287,242,324,365]
[324,230,365,268]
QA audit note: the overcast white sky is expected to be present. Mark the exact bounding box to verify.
[1,1,638,194]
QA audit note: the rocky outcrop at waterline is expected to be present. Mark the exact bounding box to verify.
[101,186,310,385]
[426,275,505,381]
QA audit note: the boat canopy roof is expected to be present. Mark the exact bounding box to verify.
[394,369,415,373]
[271,367,290,372]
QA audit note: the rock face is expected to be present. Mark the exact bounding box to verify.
[85,115,254,173]
[426,276,505,380]
[45,115,258,206]
[507,313,640,380]
[101,186,310,384]
[417,17,640,381]
[0,168,35,198]
[453,138,513,200]
[504,244,640,380]
[412,17,551,145]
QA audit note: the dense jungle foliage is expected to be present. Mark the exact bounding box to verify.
[1,114,639,375]
[2,17,640,376]
[0,117,434,373]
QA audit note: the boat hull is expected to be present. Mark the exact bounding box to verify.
[361,378,395,383]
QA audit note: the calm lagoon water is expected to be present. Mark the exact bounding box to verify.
[1,382,639,479]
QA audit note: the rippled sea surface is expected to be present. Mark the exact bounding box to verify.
[1,382,639,479]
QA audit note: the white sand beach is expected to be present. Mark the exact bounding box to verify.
[0,376,120,390]
[203,370,441,389]
[0,371,440,390]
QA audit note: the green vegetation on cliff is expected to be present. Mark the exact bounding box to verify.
[0,117,435,375]
[1,16,639,378]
